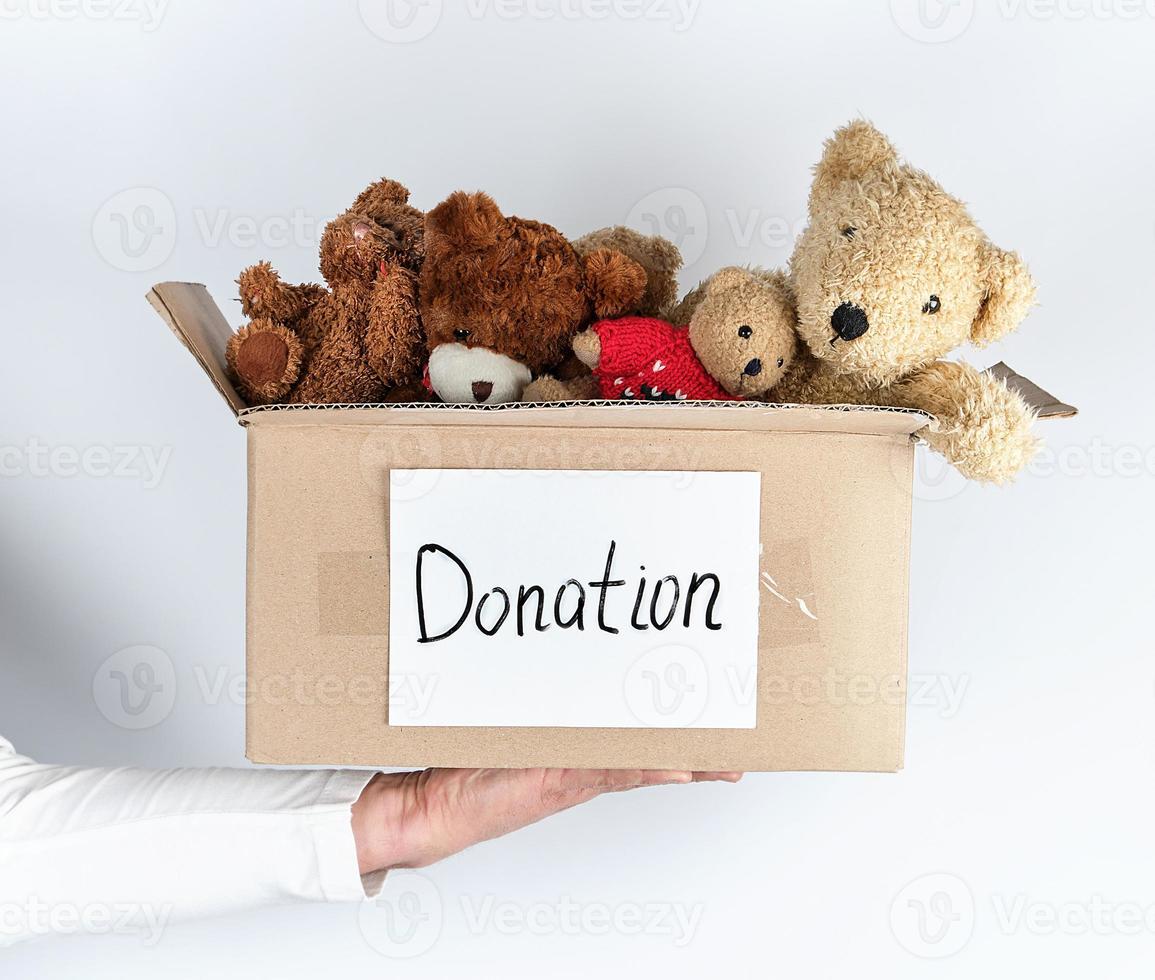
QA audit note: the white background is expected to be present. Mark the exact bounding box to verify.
[0,0,1151,975]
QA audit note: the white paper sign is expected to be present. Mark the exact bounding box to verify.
[387,469,760,728]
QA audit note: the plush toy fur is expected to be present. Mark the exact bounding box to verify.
[226,179,426,405]
[679,122,1039,483]
[419,192,657,404]
[571,226,683,318]
[528,266,796,402]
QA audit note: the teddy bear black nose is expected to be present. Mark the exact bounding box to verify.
[471,381,494,402]
[831,302,869,341]
[743,358,762,377]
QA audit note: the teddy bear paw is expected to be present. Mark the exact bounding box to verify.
[226,319,304,405]
[925,393,1040,484]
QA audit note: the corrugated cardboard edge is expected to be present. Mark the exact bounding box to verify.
[146,282,245,417]
[987,361,1078,419]
[238,400,936,438]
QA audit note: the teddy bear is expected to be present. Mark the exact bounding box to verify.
[226,178,427,405]
[526,266,797,402]
[419,191,671,404]
[570,225,684,319]
[676,122,1040,483]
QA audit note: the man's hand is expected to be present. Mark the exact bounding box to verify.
[351,768,742,874]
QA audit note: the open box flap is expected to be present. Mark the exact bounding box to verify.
[987,361,1078,419]
[147,281,245,417]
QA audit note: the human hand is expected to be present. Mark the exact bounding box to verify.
[351,768,742,874]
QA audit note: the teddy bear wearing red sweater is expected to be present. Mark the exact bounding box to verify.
[567,267,797,402]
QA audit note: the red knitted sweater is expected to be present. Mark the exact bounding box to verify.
[589,316,736,401]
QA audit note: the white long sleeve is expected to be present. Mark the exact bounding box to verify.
[0,735,380,946]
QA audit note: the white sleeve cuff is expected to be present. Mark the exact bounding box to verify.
[309,770,386,901]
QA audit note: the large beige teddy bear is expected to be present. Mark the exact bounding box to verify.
[682,121,1040,483]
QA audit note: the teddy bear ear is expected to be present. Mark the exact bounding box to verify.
[971,244,1037,347]
[351,178,411,219]
[582,248,648,319]
[425,191,506,252]
[811,120,900,202]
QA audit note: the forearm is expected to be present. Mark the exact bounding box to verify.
[0,737,378,946]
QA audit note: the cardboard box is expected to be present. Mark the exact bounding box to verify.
[150,281,932,773]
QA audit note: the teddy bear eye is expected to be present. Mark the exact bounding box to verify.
[841,226,857,238]
[453,328,470,342]
[777,357,784,368]
[922,295,941,315]
[737,325,753,339]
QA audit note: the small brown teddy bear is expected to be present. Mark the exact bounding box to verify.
[419,192,660,404]
[571,225,684,319]
[681,122,1040,483]
[226,179,426,405]
[528,266,797,401]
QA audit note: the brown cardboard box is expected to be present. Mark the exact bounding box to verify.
[150,281,932,773]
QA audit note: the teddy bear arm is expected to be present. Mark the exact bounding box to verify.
[364,266,425,387]
[890,360,1040,484]
[238,261,325,324]
[522,373,600,403]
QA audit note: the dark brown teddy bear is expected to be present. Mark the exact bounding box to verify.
[419,191,652,404]
[227,179,426,405]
